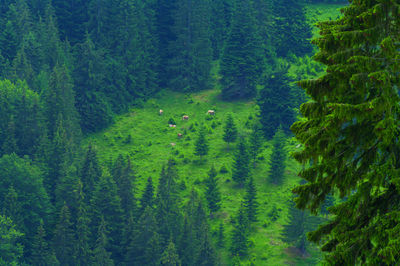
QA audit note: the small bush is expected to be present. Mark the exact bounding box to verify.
[168,118,176,125]
[220,165,229,174]
[205,115,213,121]
[183,158,190,164]
[124,134,132,144]
[248,114,253,120]
[211,121,217,129]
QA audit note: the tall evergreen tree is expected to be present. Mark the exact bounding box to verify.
[168,0,212,92]
[268,128,286,184]
[205,165,221,215]
[194,126,209,160]
[53,204,76,265]
[30,220,59,265]
[244,176,258,223]
[291,0,400,263]
[80,143,102,201]
[140,176,155,215]
[230,204,249,257]
[249,121,264,167]
[232,137,250,187]
[160,239,181,266]
[220,0,264,99]
[258,65,295,139]
[92,216,114,266]
[210,0,232,59]
[223,113,238,148]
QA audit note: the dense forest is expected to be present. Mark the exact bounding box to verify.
[1,0,399,265]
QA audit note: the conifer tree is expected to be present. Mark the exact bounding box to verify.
[244,176,258,223]
[140,176,155,215]
[210,0,232,59]
[249,121,264,167]
[217,222,224,248]
[232,137,250,187]
[1,117,18,155]
[220,0,264,99]
[0,214,24,265]
[30,220,59,266]
[230,204,249,257]
[113,156,137,216]
[53,204,76,265]
[156,160,182,245]
[80,143,102,201]
[160,239,181,266]
[194,126,209,160]
[291,0,400,263]
[268,128,286,184]
[93,216,114,266]
[223,113,238,148]
[258,66,295,139]
[3,186,22,229]
[205,166,221,215]
[168,0,212,92]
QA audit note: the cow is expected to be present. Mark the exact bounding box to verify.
[178,133,183,138]
[170,142,176,147]
[169,124,176,128]
[159,109,163,115]
[207,110,215,115]
[182,115,189,120]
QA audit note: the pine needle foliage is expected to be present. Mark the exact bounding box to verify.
[291,0,400,264]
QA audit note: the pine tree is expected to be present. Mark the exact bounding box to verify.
[140,176,155,215]
[223,113,238,148]
[92,216,114,266]
[291,0,400,263]
[168,0,212,92]
[205,166,221,215]
[160,239,181,266]
[232,137,250,187]
[249,121,264,167]
[80,143,102,201]
[30,220,59,265]
[1,116,18,155]
[3,186,22,229]
[271,0,312,57]
[220,0,264,99]
[210,0,232,59]
[268,128,286,184]
[194,126,209,160]
[113,155,137,216]
[258,65,295,139]
[230,204,249,257]
[217,222,224,248]
[53,204,76,265]
[244,176,258,223]
[156,160,182,246]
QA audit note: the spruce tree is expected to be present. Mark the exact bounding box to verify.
[92,216,114,266]
[140,176,155,215]
[160,239,181,266]
[244,176,258,223]
[249,121,264,167]
[217,222,224,248]
[220,0,264,99]
[205,166,221,215]
[268,128,286,185]
[230,204,249,257]
[232,137,250,187]
[80,143,102,201]
[30,221,59,266]
[53,204,76,265]
[223,113,238,148]
[113,156,137,216]
[194,126,209,160]
[258,66,295,139]
[291,0,400,263]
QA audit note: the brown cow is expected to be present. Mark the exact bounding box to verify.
[159,109,163,115]
[207,110,215,115]
[182,115,189,120]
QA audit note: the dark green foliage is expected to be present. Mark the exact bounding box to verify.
[232,138,250,187]
[258,66,295,139]
[160,239,181,266]
[80,144,102,201]
[53,204,76,265]
[210,0,232,59]
[3,186,22,228]
[271,0,312,57]
[291,1,400,263]
[205,166,221,214]
[217,222,224,248]
[244,176,258,223]
[0,215,24,265]
[222,114,238,147]
[268,129,286,184]
[168,0,212,92]
[194,126,209,159]
[230,204,249,257]
[30,221,59,265]
[93,216,114,266]
[249,121,264,167]
[220,0,264,99]
[90,170,124,263]
[140,177,155,215]
[126,207,162,265]
[156,160,182,246]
